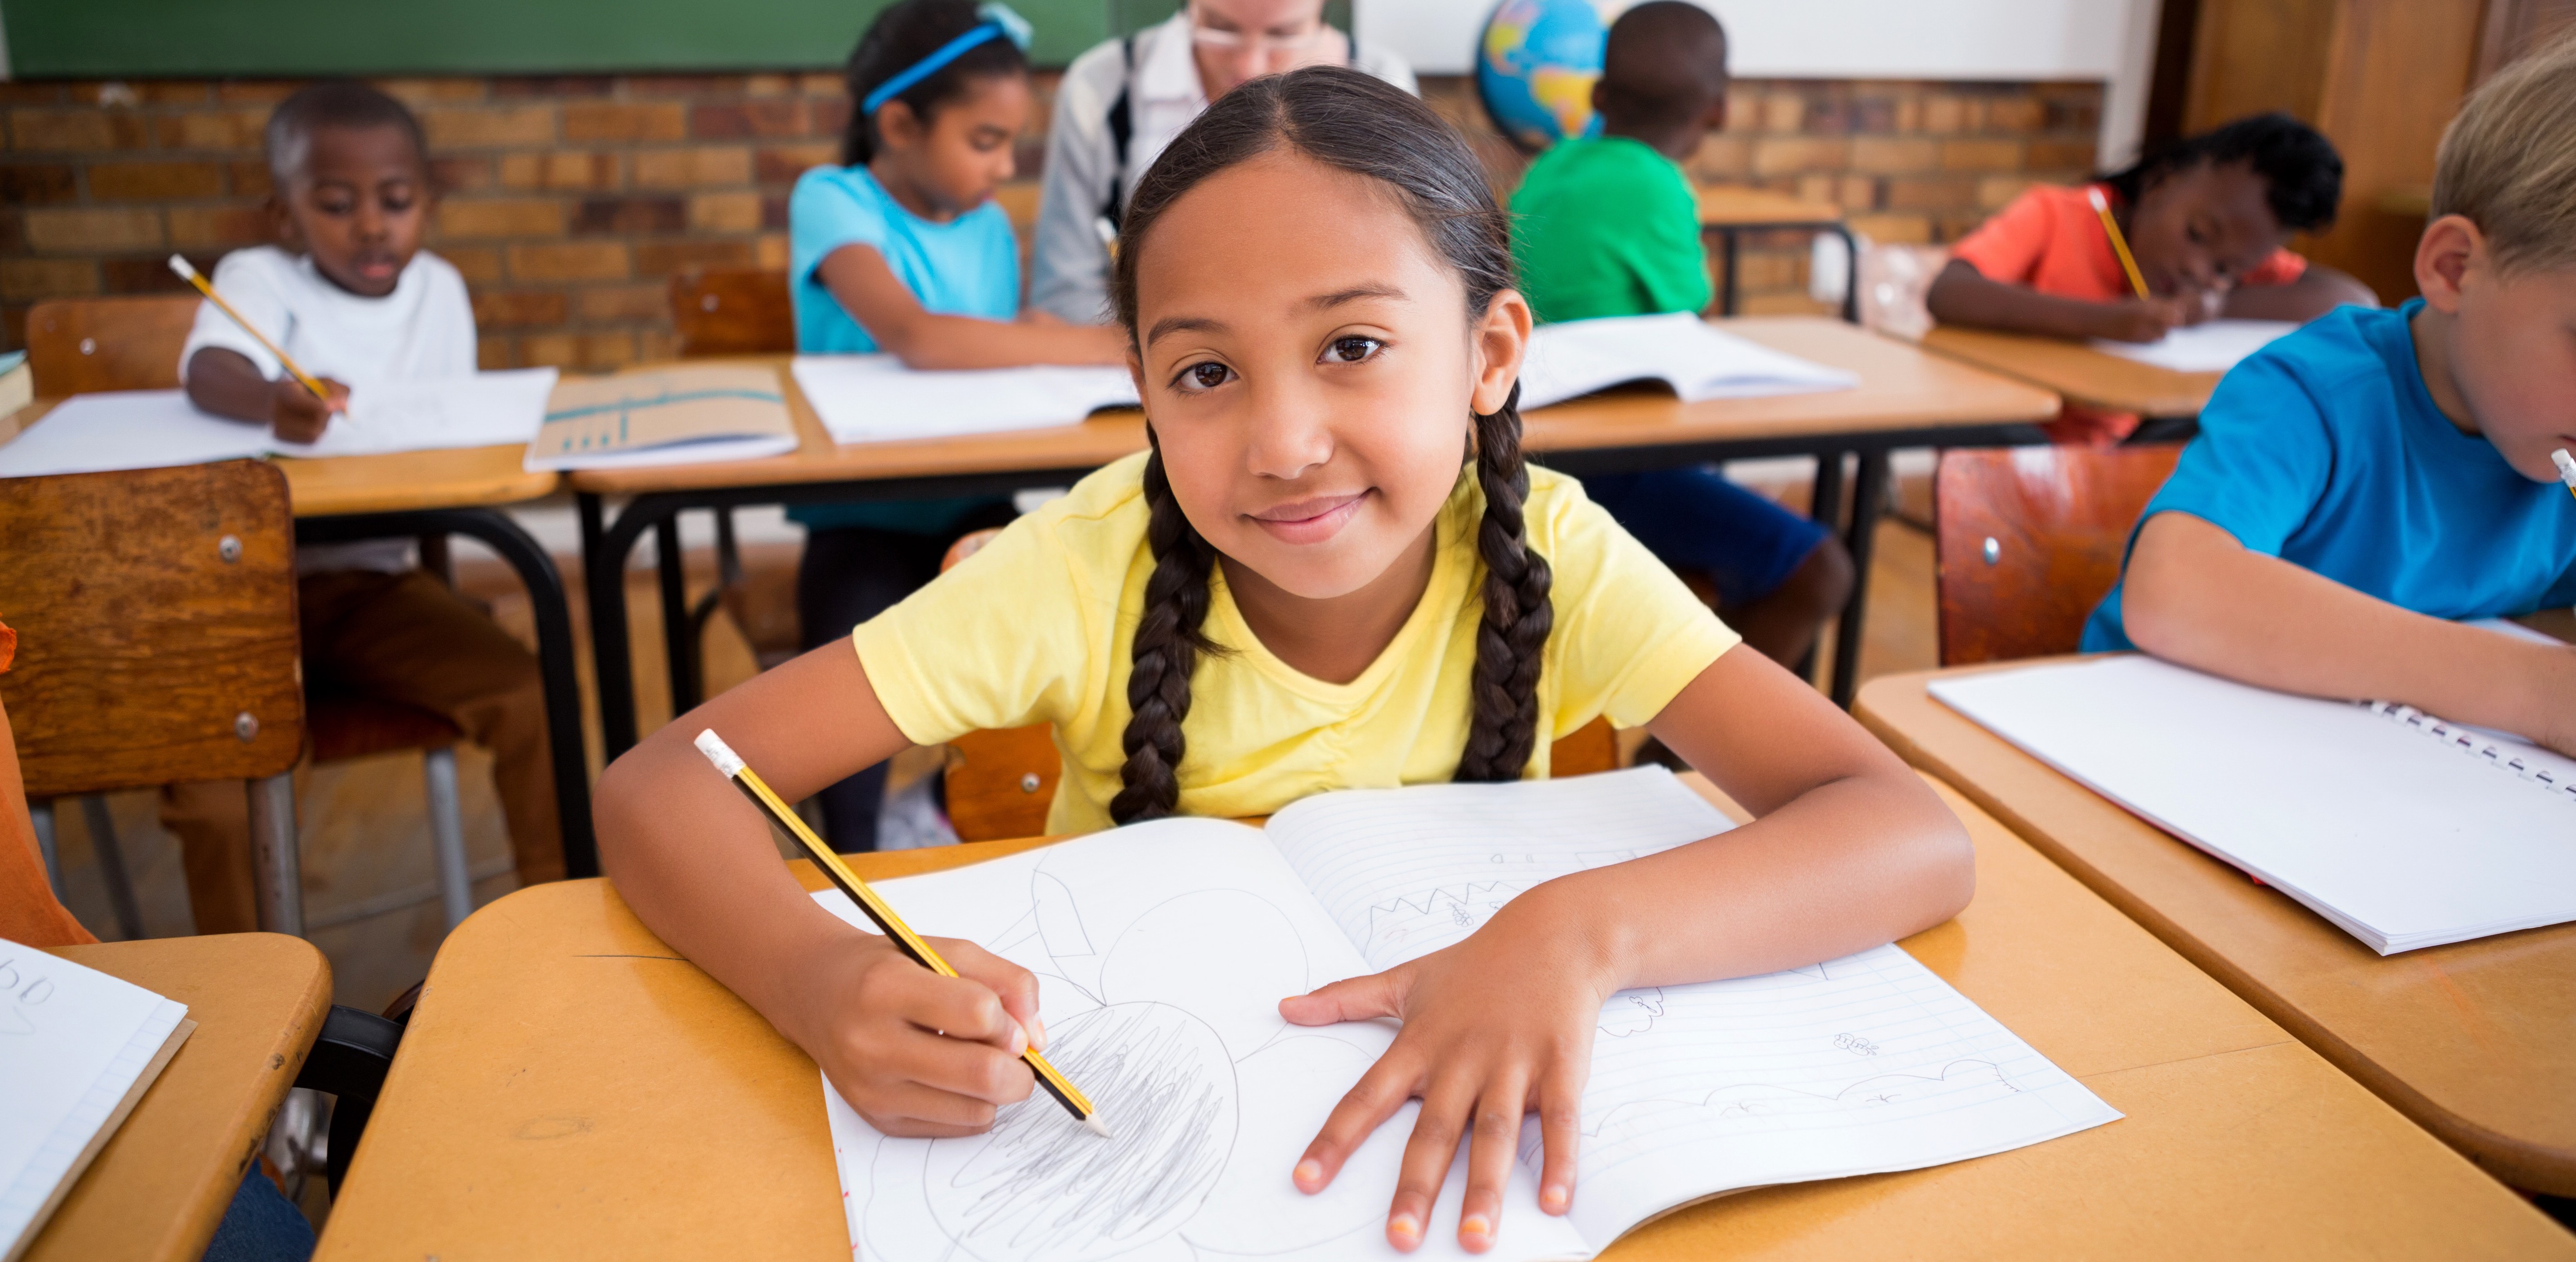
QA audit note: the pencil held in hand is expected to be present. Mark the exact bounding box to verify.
[167,254,334,404]
[2555,449,2576,500]
[692,729,1111,1139]
[2085,187,2153,301]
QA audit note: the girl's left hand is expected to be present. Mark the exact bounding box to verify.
[1277,884,1619,1254]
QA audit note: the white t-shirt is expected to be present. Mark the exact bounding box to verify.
[179,246,478,574]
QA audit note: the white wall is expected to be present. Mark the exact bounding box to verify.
[1359,0,2161,166]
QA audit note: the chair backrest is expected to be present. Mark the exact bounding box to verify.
[935,531,1625,841]
[25,295,202,396]
[669,268,794,358]
[0,460,305,797]
[1933,444,2183,665]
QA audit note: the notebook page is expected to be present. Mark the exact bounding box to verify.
[790,355,1139,445]
[809,819,1589,1262]
[524,365,794,470]
[1931,655,2576,953]
[290,367,559,456]
[0,391,272,477]
[1266,770,2118,1247]
[0,942,190,1255]
[2090,318,2297,372]
[1518,314,1857,411]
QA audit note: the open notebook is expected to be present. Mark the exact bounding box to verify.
[790,356,1140,445]
[2090,319,2298,374]
[812,769,2115,1261]
[1517,313,1857,411]
[1,941,192,1262]
[524,365,796,470]
[0,369,559,477]
[1930,652,2576,954]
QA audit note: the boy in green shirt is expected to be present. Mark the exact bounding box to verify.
[1510,2,1852,668]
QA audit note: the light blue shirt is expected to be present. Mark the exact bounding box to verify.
[787,164,1021,534]
[2085,300,2576,651]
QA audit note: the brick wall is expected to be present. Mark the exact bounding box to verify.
[0,71,2100,362]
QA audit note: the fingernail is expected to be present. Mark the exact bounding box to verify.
[1461,1214,1491,1237]
[1007,1023,1028,1056]
[1387,1214,1421,1246]
[1541,1184,1570,1213]
[1028,1015,1046,1051]
[1293,1158,1322,1189]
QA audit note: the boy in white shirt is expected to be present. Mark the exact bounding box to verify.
[162,81,560,933]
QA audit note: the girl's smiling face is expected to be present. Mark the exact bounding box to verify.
[1127,150,1530,601]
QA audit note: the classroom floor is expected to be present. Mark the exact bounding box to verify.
[40,470,1942,1014]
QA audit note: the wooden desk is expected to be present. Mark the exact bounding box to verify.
[0,400,597,877]
[1694,187,1853,319]
[1921,324,2219,418]
[313,777,2567,1258]
[1858,666,2576,1196]
[24,933,331,1262]
[572,317,2061,752]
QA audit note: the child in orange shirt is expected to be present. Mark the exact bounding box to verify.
[1927,112,2377,443]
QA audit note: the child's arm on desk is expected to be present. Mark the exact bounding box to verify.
[1925,257,2201,343]
[2220,263,2379,320]
[593,643,1047,1137]
[2123,510,2576,754]
[817,244,1126,370]
[183,346,346,444]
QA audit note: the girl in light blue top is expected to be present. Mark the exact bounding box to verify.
[789,0,1125,851]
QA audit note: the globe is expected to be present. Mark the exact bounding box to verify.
[1475,0,1629,152]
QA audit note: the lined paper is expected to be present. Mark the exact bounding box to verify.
[0,941,190,1258]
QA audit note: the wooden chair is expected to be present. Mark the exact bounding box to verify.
[1932,444,2184,665]
[23,295,200,396]
[669,268,794,357]
[934,530,1624,842]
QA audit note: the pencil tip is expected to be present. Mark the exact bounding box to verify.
[1081,1116,1113,1139]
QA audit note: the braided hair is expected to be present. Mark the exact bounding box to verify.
[1104,66,1553,823]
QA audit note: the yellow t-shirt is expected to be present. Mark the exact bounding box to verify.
[853,451,1741,833]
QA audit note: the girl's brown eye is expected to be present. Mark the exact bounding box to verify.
[1187,361,1230,389]
[1328,336,1381,363]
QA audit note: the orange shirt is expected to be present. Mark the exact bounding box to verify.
[2,621,100,948]
[1952,182,2307,300]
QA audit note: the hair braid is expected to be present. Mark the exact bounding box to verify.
[1455,382,1553,782]
[1110,438,1222,823]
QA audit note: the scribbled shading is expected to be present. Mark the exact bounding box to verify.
[926,1002,1237,1262]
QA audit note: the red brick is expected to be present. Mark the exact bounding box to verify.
[12,109,149,151]
[103,255,212,293]
[1681,136,1751,182]
[562,101,687,144]
[437,198,569,239]
[687,191,761,233]
[1751,138,1847,176]
[492,75,614,98]
[752,142,835,185]
[761,194,789,230]
[1977,176,2042,210]
[754,233,790,270]
[691,100,811,140]
[798,73,845,96]
[1983,97,2046,134]
[812,97,852,141]
[636,329,680,363]
[216,80,304,104]
[2024,140,2099,172]
[1940,139,2023,171]
[0,164,77,204]
[167,205,272,249]
[25,207,163,251]
[0,258,101,301]
[1848,212,1932,244]
[156,109,268,151]
[626,74,750,96]
[0,210,24,254]
[1848,137,1936,174]
[91,160,227,200]
[1884,175,1978,211]
[636,145,753,189]
[422,105,556,149]
[0,84,63,106]
[577,282,667,322]
[134,81,212,106]
[2,304,27,352]
[374,78,486,106]
[500,151,621,192]
[633,238,754,277]
[472,289,570,327]
[477,334,514,369]
[443,245,505,285]
[574,195,685,235]
[430,156,497,193]
[508,241,631,281]
[746,74,795,98]
[229,160,275,198]
[520,330,639,371]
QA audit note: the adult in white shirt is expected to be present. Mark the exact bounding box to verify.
[1029,0,1416,323]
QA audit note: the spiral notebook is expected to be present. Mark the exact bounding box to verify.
[1930,652,2576,954]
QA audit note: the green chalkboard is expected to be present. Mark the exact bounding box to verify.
[0,0,1188,78]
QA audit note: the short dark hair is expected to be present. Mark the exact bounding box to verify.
[264,81,427,187]
[842,0,1030,166]
[2102,111,2344,234]
[1596,1,1729,134]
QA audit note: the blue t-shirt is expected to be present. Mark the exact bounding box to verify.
[787,164,1020,534]
[2083,300,2576,651]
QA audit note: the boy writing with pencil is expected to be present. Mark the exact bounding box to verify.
[2085,33,2576,758]
[161,81,560,932]
[1507,2,1853,670]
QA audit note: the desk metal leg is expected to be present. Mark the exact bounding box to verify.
[1718,227,1742,317]
[1827,450,1891,708]
[654,516,699,715]
[582,493,642,762]
[1830,224,1861,324]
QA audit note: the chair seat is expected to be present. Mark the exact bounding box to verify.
[308,695,461,765]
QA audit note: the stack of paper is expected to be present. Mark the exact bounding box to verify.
[0,368,559,477]
[1518,313,1857,411]
[0,940,193,1258]
[2091,319,2298,373]
[791,356,1139,445]
[1931,655,2576,953]
[525,365,796,471]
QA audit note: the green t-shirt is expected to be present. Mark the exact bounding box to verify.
[1509,136,1711,323]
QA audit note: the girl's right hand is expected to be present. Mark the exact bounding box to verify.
[2097,296,2196,343]
[802,933,1048,1137]
[271,375,348,444]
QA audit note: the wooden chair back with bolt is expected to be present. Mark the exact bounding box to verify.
[668,268,794,358]
[933,529,1625,842]
[24,295,200,396]
[1931,444,2183,666]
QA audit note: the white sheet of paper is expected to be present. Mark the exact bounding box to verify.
[1930,655,2576,953]
[283,368,559,457]
[0,940,189,1255]
[791,355,1140,445]
[1518,313,1857,410]
[2090,319,2298,372]
[0,391,272,477]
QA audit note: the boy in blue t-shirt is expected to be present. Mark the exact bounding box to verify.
[2086,32,2576,757]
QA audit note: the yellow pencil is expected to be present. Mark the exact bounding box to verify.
[2554,449,2576,501]
[2086,187,2153,300]
[167,254,333,403]
[693,729,1110,1138]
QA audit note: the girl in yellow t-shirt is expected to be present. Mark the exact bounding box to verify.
[595,67,1971,1255]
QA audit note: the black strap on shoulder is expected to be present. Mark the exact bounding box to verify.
[1101,35,1137,230]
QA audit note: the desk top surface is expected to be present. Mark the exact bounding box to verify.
[1695,187,1846,227]
[28,933,332,1262]
[2,399,559,517]
[1919,324,2220,418]
[1858,665,2576,1196]
[313,775,2563,1259]
[563,317,2061,497]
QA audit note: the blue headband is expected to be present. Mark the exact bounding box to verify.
[861,4,1033,116]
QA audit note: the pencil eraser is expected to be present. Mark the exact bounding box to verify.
[2554,448,2576,486]
[694,729,745,777]
[167,254,197,280]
